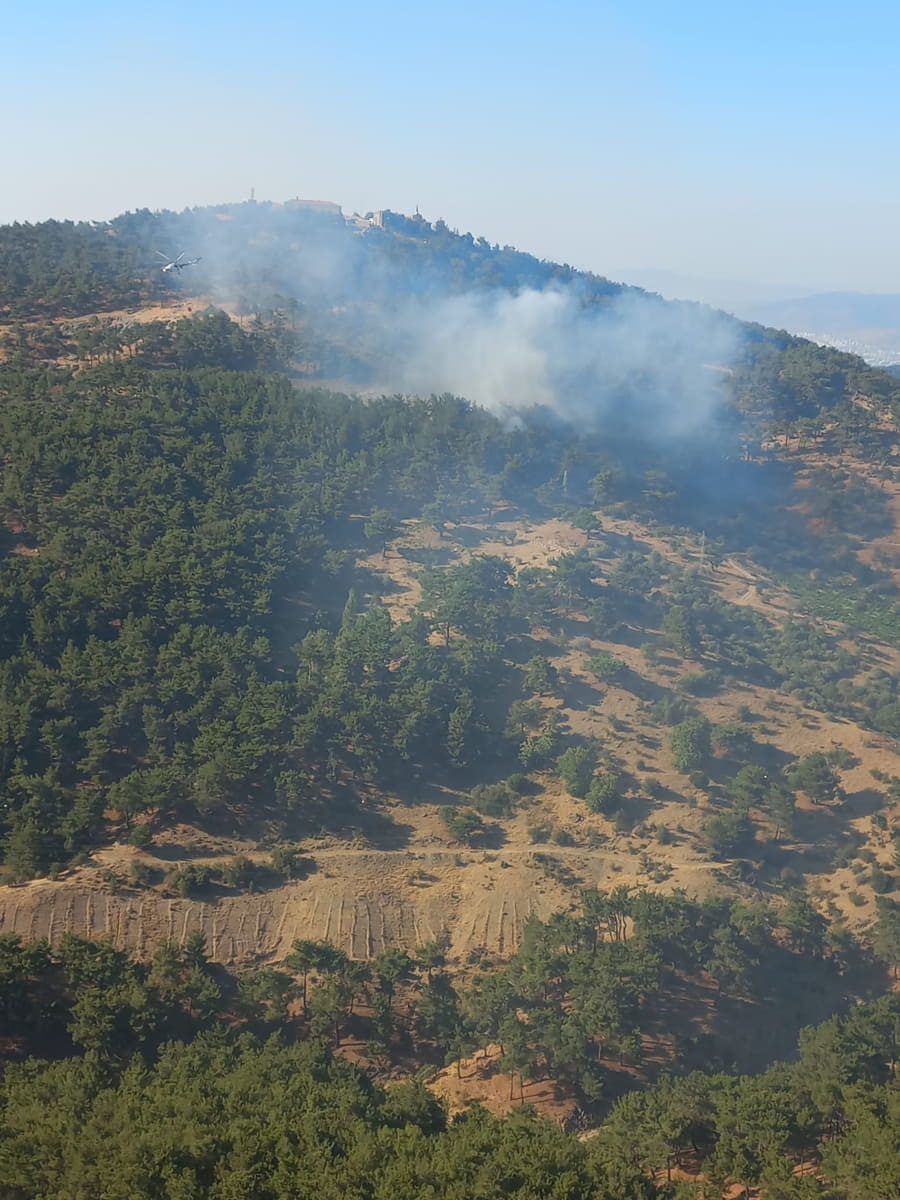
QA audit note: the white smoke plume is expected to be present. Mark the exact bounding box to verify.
[159,202,741,436]
[390,287,739,435]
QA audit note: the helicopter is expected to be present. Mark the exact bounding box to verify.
[155,250,201,273]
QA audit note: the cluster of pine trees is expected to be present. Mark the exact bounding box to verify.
[0,909,897,1198]
[0,349,898,875]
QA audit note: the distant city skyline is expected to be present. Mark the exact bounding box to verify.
[7,1,900,293]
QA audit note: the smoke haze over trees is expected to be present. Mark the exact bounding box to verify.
[1,200,900,1196]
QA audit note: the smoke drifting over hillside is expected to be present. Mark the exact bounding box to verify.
[162,203,740,434]
[392,287,738,435]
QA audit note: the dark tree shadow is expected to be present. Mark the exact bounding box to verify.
[400,546,457,568]
[605,623,656,650]
[339,807,416,850]
[147,842,193,863]
[601,529,652,557]
[447,524,492,549]
[504,633,551,664]
[616,791,656,827]
[563,676,605,710]
[785,788,891,879]
[615,667,672,703]
[478,823,508,850]
[353,566,404,600]
[388,775,465,810]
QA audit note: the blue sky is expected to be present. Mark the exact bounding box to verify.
[6,1,899,291]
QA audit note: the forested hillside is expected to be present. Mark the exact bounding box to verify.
[0,923,898,1198]
[1,202,900,1198]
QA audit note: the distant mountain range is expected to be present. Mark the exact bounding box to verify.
[740,293,900,366]
[617,269,900,367]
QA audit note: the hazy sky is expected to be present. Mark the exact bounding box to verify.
[6,1,900,293]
